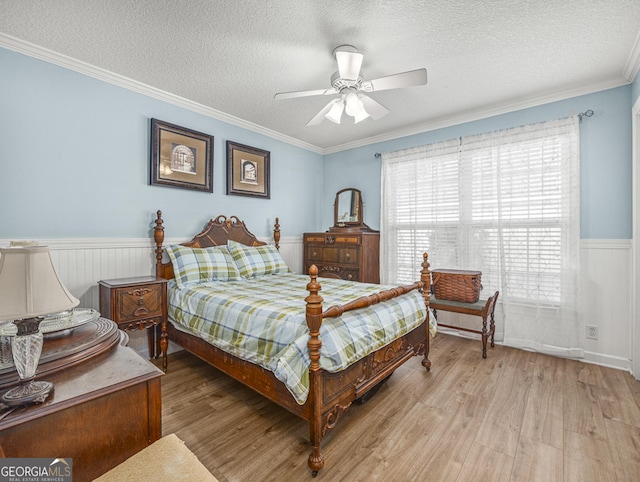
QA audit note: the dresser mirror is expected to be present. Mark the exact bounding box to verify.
[331,188,377,233]
[335,188,362,226]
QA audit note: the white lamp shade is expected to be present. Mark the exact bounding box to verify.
[0,245,79,321]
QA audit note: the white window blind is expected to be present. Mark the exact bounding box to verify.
[381,117,582,357]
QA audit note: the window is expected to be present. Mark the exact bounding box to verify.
[381,117,582,356]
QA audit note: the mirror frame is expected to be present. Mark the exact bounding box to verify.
[333,188,363,228]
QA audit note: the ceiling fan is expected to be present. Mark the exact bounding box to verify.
[274,45,427,126]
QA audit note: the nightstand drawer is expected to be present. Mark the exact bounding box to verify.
[115,283,163,322]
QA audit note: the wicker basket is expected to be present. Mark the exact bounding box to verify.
[431,269,482,303]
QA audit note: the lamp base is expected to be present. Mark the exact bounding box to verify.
[1,379,53,406]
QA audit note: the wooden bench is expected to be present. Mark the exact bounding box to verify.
[430,291,499,358]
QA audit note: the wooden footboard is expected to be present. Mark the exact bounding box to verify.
[304,256,431,475]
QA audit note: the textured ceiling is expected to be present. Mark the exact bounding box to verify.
[1,0,640,153]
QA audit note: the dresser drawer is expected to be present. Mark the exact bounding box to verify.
[115,283,163,322]
[305,234,327,244]
[339,247,359,265]
[316,265,359,281]
[306,245,323,262]
[306,246,343,263]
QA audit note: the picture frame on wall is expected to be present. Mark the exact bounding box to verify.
[226,141,270,199]
[150,118,214,192]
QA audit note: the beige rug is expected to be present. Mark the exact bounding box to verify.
[94,433,218,482]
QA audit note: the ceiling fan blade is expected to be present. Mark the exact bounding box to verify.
[306,99,339,126]
[362,68,427,92]
[359,95,389,120]
[335,50,364,81]
[274,88,337,100]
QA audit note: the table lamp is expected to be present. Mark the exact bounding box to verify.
[0,244,79,406]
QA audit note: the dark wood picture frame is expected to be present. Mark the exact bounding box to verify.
[226,141,270,199]
[150,119,213,192]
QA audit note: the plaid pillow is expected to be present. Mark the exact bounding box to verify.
[166,245,241,288]
[227,239,289,278]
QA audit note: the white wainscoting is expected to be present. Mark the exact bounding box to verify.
[424,239,634,372]
[0,237,632,371]
[580,239,633,370]
[0,236,303,358]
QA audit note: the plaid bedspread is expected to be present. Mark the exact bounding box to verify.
[168,273,434,404]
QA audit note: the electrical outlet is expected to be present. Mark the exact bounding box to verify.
[586,325,598,340]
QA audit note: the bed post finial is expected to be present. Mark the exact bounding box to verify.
[305,265,323,371]
[274,217,280,250]
[305,265,325,475]
[421,252,431,300]
[154,210,165,278]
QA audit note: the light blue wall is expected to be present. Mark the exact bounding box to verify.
[0,48,324,240]
[1,47,634,241]
[323,86,633,239]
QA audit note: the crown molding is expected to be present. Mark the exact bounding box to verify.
[0,34,324,155]
[623,30,640,82]
[1,33,633,157]
[324,79,630,155]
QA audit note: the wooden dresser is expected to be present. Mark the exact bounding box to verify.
[303,230,380,283]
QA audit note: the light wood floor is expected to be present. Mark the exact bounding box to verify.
[160,334,640,481]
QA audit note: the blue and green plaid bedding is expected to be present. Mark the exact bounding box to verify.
[168,273,433,404]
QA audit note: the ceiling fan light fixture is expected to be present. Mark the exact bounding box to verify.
[325,99,344,124]
[275,45,428,127]
[353,107,370,124]
[344,91,364,117]
[333,45,363,81]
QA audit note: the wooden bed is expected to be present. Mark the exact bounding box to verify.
[152,210,432,476]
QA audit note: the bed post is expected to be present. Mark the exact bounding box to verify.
[273,217,280,250]
[154,210,165,278]
[421,252,432,371]
[305,265,324,476]
[153,210,169,372]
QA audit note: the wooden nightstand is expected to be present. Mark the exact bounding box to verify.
[98,276,167,361]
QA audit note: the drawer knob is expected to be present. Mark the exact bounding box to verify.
[345,253,351,260]
[312,251,317,257]
[347,274,353,280]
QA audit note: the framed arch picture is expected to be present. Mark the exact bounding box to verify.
[150,119,214,192]
[226,141,270,199]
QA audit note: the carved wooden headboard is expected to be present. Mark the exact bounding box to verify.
[153,210,280,279]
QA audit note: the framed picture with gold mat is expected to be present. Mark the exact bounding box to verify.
[150,119,214,192]
[226,140,270,199]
